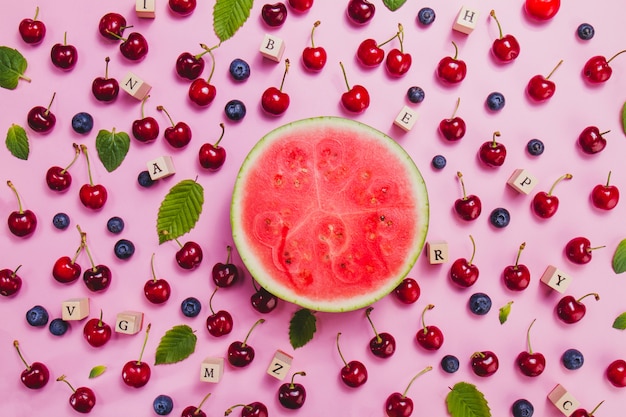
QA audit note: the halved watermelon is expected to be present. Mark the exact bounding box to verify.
[231,117,429,312]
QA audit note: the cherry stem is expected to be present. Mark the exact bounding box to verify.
[104,57,111,78]
[339,61,351,91]
[97,309,104,327]
[136,323,151,365]
[420,304,435,334]
[467,235,476,265]
[156,106,175,127]
[289,371,306,389]
[489,10,503,39]
[607,50,626,64]
[378,28,400,48]
[33,6,40,20]
[513,242,526,268]
[72,227,86,264]
[525,318,537,354]
[105,30,126,42]
[545,59,563,80]
[547,173,573,196]
[12,265,22,276]
[56,375,77,393]
[577,292,600,303]
[197,42,220,60]
[310,21,320,48]
[208,287,218,315]
[396,23,405,53]
[457,171,468,200]
[606,171,613,187]
[451,41,460,60]
[6,180,24,213]
[365,307,381,343]
[450,97,461,118]
[491,131,501,148]
[214,123,225,147]
[241,319,265,347]
[80,144,95,186]
[150,253,157,281]
[401,366,433,398]
[225,404,249,416]
[600,129,611,136]
[588,245,606,252]
[336,332,349,367]
[61,143,81,174]
[140,95,150,118]
[13,340,31,370]
[278,59,290,92]
[205,48,216,83]
[195,392,212,415]
[174,237,184,249]
[45,92,56,115]
[77,225,97,270]
[588,400,605,416]
[63,32,68,46]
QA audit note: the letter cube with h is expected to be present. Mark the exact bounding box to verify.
[453,6,480,34]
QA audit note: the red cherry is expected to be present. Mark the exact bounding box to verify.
[50,32,78,71]
[79,225,112,292]
[57,375,96,413]
[108,31,148,61]
[450,235,479,288]
[144,254,171,304]
[583,50,626,83]
[121,324,152,388]
[91,57,119,102]
[176,47,208,81]
[158,106,192,148]
[439,97,466,141]
[225,402,268,417]
[470,351,499,377]
[187,45,218,107]
[571,401,605,417]
[565,237,604,265]
[250,284,279,314]
[524,0,560,20]
[346,0,375,25]
[175,240,203,270]
[607,359,626,387]
[19,7,46,45]
[527,60,563,102]
[181,392,212,417]
[0,265,23,296]
[556,293,600,324]
[416,304,444,350]
[478,131,507,167]
[454,172,482,221]
[288,0,313,12]
[199,123,227,171]
[206,288,233,337]
[169,0,197,16]
[531,173,572,218]
[302,21,327,71]
[262,59,291,115]
[384,366,432,417]
[278,371,307,409]
[365,307,395,359]
[27,92,56,133]
[83,310,112,348]
[211,245,239,287]
[132,95,160,143]
[6,180,37,238]
[339,62,369,113]
[227,319,265,367]
[503,242,531,291]
[98,12,127,40]
[489,10,520,62]
[437,41,467,84]
[78,145,108,210]
[356,38,385,67]
[336,332,368,388]
[578,126,609,154]
[46,143,80,192]
[393,277,420,304]
[385,24,411,77]
[516,319,546,377]
[261,3,288,27]
[591,171,620,210]
[52,229,85,284]
[13,340,49,389]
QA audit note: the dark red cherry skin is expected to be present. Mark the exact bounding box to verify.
[450,259,479,287]
[21,362,50,389]
[27,106,56,133]
[516,351,546,377]
[341,85,370,113]
[8,210,37,238]
[227,341,255,367]
[478,140,507,167]
[591,175,619,210]
[583,55,613,83]
[370,333,396,358]
[385,49,412,77]
[439,117,466,141]
[288,0,313,12]
[176,241,203,270]
[83,317,112,347]
[302,47,327,72]
[531,192,559,219]
[121,360,151,388]
[607,359,626,387]
[261,3,288,27]
[19,10,46,45]
[437,56,467,83]
[69,386,96,413]
[261,87,290,115]
[46,166,72,191]
[578,126,607,154]
[164,122,193,148]
[189,79,217,107]
[132,117,159,143]
[356,39,384,67]
[555,294,599,324]
[527,75,555,101]
[492,35,520,62]
[393,278,420,304]
[565,237,594,264]
[144,278,171,304]
[0,267,22,296]
[120,32,148,61]
[99,12,126,40]
[346,0,375,25]
[169,0,197,16]
[176,52,205,80]
[471,351,499,377]
[385,392,414,417]
[199,143,226,171]
[524,0,560,20]
[416,326,444,350]
[51,41,78,71]
[79,184,108,210]
[251,287,278,313]
[454,196,481,221]
[53,256,81,284]
[278,382,306,409]
[340,360,368,387]
[503,264,530,291]
[83,265,112,292]
[206,310,233,337]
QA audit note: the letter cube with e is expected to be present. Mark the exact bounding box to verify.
[147,156,175,180]
[266,350,293,380]
[121,72,152,100]
[200,357,224,383]
[453,6,480,34]
[61,298,90,321]
[548,384,580,416]
[115,311,144,334]
[393,106,418,131]
[507,169,538,195]
[260,34,285,62]
[540,265,573,293]
[136,0,156,18]
[427,241,449,264]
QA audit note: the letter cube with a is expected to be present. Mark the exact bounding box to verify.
[540,265,572,293]
[507,169,537,194]
[147,156,175,180]
[266,350,293,380]
[548,384,580,416]
[393,106,418,131]
[121,72,152,100]
[61,298,90,321]
[260,34,285,62]
[115,311,144,334]
[453,6,480,34]
[200,357,224,383]
[136,0,156,18]
[427,241,449,264]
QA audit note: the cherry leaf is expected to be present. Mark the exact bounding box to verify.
[213,0,253,42]
[383,0,408,11]
[622,102,626,136]
[612,312,626,330]
[156,179,204,244]
[88,365,107,379]
[289,308,316,349]
[498,301,513,325]
[446,382,491,417]
[612,239,626,274]
[95,128,130,172]
[154,325,197,365]
[0,46,30,90]
[5,123,29,160]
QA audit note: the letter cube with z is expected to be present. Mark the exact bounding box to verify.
[266,350,293,380]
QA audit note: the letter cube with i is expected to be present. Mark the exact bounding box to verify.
[135,0,156,18]
[266,350,293,380]
[260,34,285,62]
[427,241,449,264]
[200,357,224,383]
[453,6,480,34]
[540,265,573,293]
[548,384,580,416]
[61,298,90,321]
[147,156,175,180]
[121,72,152,100]
[507,169,538,195]
[393,106,418,131]
[115,311,144,334]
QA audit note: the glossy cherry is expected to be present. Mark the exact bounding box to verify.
[527,60,563,102]
[606,359,626,387]
[278,371,307,409]
[175,239,203,270]
[583,50,626,83]
[454,172,482,221]
[439,97,466,141]
[122,324,152,388]
[19,7,46,45]
[437,41,467,84]
[206,288,233,337]
[144,253,171,304]
[262,59,291,115]
[516,319,546,377]
[386,24,411,77]
[79,144,108,210]
[572,401,604,417]
[132,95,160,143]
[0,265,22,296]
[80,225,112,292]
[365,307,395,359]
[336,332,368,388]
[188,46,218,106]
[52,227,85,284]
[108,31,149,61]
[416,304,444,350]
[27,92,56,133]
[591,171,620,210]
[478,131,506,167]
[176,44,212,80]
[46,143,80,192]
[181,392,212,417]
[393,277,420,304]
[261,3,288,27]
[92,57,119,102]
[385,366,432,417]
[6,180,37,237]
[356,38,385,67]
[524,0,560,20]
[250,283,279,313]
[347,0,375,25]
[302,21,327,71]
[212,245,239,287]
[578,126,609,154]
[158,106,192,148]
[450,235,479,288]
[51,32,78,71]
[489,10,520,62]
[199,123,227,171]
[225,402,268,417]
[471,351,499,377]
[565,237,604,265]
[556,293,600,324]
[83,310,112,348]
[288,0,313,12]
[339,62,369,113]
[98,12,127,40]
[57,375,96,413]
[531,173,572,218]
[227,319,265,367]
[169,0,196,16]
[503,242,531,291]
[14,340,49,389]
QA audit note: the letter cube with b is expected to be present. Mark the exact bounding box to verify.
[453,6,480,34]
[61,298,90,321]
[260,34,285,62]
[136,0,156,18]
[266,350,293,380]
[115,311,144,334]
[540,265,573,293]
[200,357,224,383]
[548,384,580,416]
[427,241,449,264]
[393,106,418,131]
[121,72,152,100]
[147,156,175,180]
[507,169,538,195]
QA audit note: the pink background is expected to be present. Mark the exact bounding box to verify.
[2,0,626,415]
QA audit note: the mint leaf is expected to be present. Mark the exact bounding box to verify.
[613,239,626,274]
[213,0,253,42]
[157,179,204,244]
[613,313,626,330]
[622,102,626,136]
[289,308,316,349]
[383,0,407,11]
[498,301,513,325]
[0,46,30,89]
[95,128,130,172]
[88,365,107,379]
[6,124,29,160]
[155,325,197,365]
[446,382,491,417]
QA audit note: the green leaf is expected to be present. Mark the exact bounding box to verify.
[446,382,491,417]
[95,129,130,172]
[154,325,197,365]
[213,0,253,42]
[622,102,626,136]
[6,124,29,160]
[88,365,107,379]
[383,0,408,11]
[289,308,316,349]
[156,179,204,244]
[613,239,626,274]
[498,301,513,325]
[0,46,30,90]
[613,312,626,330]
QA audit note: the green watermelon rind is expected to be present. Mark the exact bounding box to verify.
[231,116,429,313]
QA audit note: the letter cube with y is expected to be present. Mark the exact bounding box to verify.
[548,384,580,416]
[267,350,293,380]
[136,0,156,18]
[453,6,480,34]
[115,311,144,334]
[393,106,418,131]
[200,357,224,383]
[260,34,285,62]
[507,169,538,194]
[147,156,175,180]
[540,265,572,293]
[427,241,448,264]
[61,298,90,321]
[121,72,152,100]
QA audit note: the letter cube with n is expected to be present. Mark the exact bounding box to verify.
[62,298,90,321]
[200,357,224,383]
[136,0,156,18]
[453,6,480,34]
[121,72,152,100]
[427,241,449,264]
[548,384,580,416]
[260,34,285,62]
[507,169,538,195]
[147,156,175,180]
[393,106,418,131]
[115,311,144,334]
[540,265,573,293]
[266,350,293,380]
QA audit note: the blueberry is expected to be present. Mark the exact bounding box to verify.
[577,23,595,40]
[417,7,436,25]
[71,112,94,134]
[526,139,544,156]
[114,239,135,260]
[225,99,246,121]
[138,170,155,188]
[52,213,70,230]
[407,86,425,103]
[431,155,446,170]
[468,293,492,315]
[440,354,460,373]
[153,394,174,415]
[107,216,125,234]
[512,399,534,417]
[49,318,70,336]
[489,207,510,228]
[562,348,584,370]
[229,58,251,81]
[486,92,505,111]
[181,297,201,317]
[26,305,49,327]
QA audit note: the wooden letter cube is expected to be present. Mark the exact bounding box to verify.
[147,156,175,180]
[115,311,144,334]
[507,169,538,194]
[260,34,285,62]
[266,350,293,380]
[136,0,156,18]
[200,357,224,383]
[453,6,480,34]
[540,265,572,293]
[61,298,90,321]
[427,241,448,264]
[121,72,152,100]
[548,384,580,416]
[393,106,418,131]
